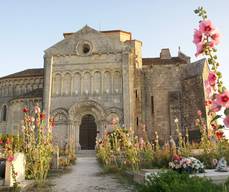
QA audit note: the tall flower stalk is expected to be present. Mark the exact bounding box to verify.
[193,7,229,140]
[22,104,54,185]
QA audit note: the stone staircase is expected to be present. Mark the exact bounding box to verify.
[77,150,96,157]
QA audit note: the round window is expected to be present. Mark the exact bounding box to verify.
[82,43,90,54]
[76,40,93,56]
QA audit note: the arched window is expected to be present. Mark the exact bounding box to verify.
[2,105,7,121]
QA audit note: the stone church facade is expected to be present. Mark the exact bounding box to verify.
[0,26,209,150]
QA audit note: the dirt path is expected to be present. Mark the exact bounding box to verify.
[51,156,135,192]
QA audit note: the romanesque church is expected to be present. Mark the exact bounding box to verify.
[0,26,208,150]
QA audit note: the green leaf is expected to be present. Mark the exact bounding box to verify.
[210,115,222,123]
[224,108,229,116]
[194,9,199,14]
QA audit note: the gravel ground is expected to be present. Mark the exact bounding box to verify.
[51,157,136,192]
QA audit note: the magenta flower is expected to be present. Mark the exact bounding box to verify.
[199,19,215,36]
[216,90,229,108]
[7,155,14,162]
[193,29,203,44]
[211,30,220,45]
[204,80,213,98]
[224,115,229,128]
[195,42,204,57]
[208,72,217,86]
[210,100,222,112]
[197,110,202,116]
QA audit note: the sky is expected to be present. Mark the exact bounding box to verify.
[0,0,228,87]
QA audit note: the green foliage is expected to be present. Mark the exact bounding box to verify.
[22,105,54,185]
[97,127,140,172]
[138,170,225,192]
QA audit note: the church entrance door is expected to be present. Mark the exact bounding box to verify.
[79,114,97,150]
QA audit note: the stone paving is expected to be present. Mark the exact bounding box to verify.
[51,156,136,192]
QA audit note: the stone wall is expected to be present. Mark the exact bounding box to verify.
[0,75,43,134]
[142,63,183,141]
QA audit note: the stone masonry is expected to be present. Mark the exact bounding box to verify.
[0,26,208,149]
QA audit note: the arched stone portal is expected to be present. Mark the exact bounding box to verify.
[79,114,97,150]
[68,100,106,151]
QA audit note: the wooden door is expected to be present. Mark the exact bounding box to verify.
[79,114,97,150]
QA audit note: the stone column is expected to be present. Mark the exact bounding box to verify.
[91,73,93,95]
[68,120,77,153]
[101,71,104,95]
[70,74,73,96]
[75,119,81,151]
[43,55,53,124]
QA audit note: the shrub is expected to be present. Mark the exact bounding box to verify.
[138,170,225,192]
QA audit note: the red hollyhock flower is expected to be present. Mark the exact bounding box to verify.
[215,131,224,140]
[173,154,181,161]
[23,107,29,113]
[40,113,46,120]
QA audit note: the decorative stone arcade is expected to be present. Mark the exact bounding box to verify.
[68,100,106,151]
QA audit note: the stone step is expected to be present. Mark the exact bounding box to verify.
[77,150,96,157]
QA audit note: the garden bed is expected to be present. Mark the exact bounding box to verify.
[133,168,229,184]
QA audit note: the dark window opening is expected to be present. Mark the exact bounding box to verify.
[2,105,7,121]
[151,96,154,115]
[82,44,90,54]
[135,90,138,98]
[136,117,139,126]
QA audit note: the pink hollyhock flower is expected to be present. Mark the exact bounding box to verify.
[7,155,14,162]
[199,19,215,36]
[216,90,229,108]
[197,110,202,116]
[193,29,203,44]
[34,106,41,114]
[211,30,220,45]
[210,100,222,112]
[204,80,213,98]
[208,72,217,86]
[223,115,229,128]
[195,42,204,57]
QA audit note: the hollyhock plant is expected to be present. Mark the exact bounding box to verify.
[216,90,229,108]
[195,42,204,57]
[211,30,220,45]
[215,130,224,140]
[223,115,229,128]
[193,29,203,44]
[210,100,222,112]
[22,107,29,113]
[204,80,214,98]
[193,7,229,140]
[208,72,217,86]
[7,155,14,162]
[199,19,215,36]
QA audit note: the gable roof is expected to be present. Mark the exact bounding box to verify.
[0,68,44,80]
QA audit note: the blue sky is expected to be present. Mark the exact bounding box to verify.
[0,0,228,87]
